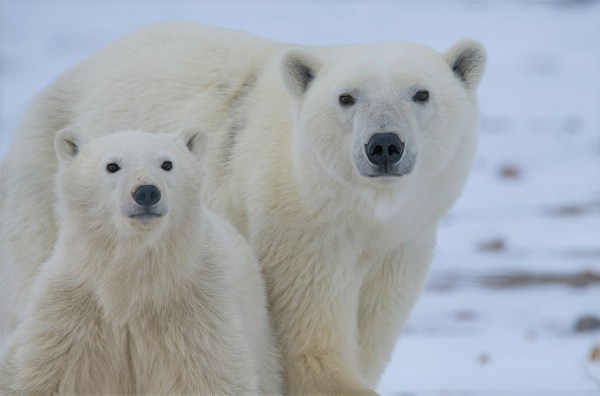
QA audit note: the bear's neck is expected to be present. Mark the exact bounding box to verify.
[57,213,203,324]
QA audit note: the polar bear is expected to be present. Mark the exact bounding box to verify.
[0,23,485,394]
[0,129,281,395]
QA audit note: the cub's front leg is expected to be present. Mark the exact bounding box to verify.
[129,300,261,395]
[0,277,131,395]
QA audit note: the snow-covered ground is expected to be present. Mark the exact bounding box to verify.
[2,2,599,395]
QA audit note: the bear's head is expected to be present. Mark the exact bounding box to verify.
[281,40,486,211]
[54,129,206,241]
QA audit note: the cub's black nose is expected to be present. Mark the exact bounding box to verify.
[133,185,161,207]
[365,133,404,170]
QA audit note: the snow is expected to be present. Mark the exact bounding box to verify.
[2,1,599,395]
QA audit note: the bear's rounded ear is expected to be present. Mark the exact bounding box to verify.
[444,39,487,90]
[281,49,322,98]
[178,127,207,157]
[54,128,83,161]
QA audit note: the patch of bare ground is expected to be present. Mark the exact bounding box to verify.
[497,163,523,180]
[477,237,507,253]
[574,316,600,333]
[428,270,600,291]
[563,249,600,260]
[545,199,600,217]
[479,270,600,289]
[590,345,600,363]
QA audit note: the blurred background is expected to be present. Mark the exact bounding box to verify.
[2,1,599,395]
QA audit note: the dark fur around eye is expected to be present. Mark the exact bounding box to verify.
[106,163,120,173]
[413,90,429,103]
[338,94,356,106]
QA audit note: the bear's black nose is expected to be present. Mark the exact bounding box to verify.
[365,133,404,171]
[133,185,161,207]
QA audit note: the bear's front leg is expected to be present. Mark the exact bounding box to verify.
[288,348,379,396]
[1,278,132,395]
[128,301,261,395]
[264,246,377,395]
[358,229,436,386]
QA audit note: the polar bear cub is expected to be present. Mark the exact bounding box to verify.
[0,129,281,395]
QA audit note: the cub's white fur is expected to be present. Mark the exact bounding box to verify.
[0,23,485,394]
[1,130,281,395]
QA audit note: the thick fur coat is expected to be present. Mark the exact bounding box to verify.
[0,23,485,394]
[1,130,281,395]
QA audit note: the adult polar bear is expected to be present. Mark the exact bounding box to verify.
[0,22,485,394]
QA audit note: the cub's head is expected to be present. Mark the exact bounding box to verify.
[281,40,486,202]
[54,129,206,239]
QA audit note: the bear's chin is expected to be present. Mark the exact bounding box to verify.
[123,202,167,224]
[126,213,164,229]
[359,176,406,191]
[129,213,162,221]
[367,174,404,182]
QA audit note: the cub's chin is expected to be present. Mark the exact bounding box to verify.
[124,205,167,229]
[129,212,163,225]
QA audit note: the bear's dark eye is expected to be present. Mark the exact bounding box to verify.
[161,161,172,171]
[106,163,120,173]
[338,94,355,107]
[413,90,430,103]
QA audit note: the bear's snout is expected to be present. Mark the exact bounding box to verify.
[365,133,404,172]
[126,183,167,222]
[132,185,161,207]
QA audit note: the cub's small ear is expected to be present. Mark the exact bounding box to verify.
[444,39,487,90]
[281,50,322,98]
[54,128,82,161]
[179,128,207,157]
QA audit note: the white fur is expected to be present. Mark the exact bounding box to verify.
[1,130,281,395]
[0,22,485,394]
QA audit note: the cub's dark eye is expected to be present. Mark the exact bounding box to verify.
[106,163,120,173]
[161,161,173,171]
[413,90,429,103]
[338,94,356,107]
